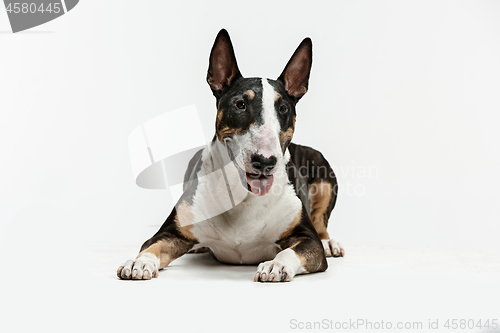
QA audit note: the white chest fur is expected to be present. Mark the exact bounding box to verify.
[189,147,302,264]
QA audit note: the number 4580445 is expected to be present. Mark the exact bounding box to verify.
[6,2,61,14]
[444,319,498,330]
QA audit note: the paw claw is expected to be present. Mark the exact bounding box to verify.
[117,255,159,280]
[116,266,124,278]
[322,239,345,258]
[255,259,294,283]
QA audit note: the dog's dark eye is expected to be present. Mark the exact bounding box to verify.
[279,105,288,114]
[236,101,246,110]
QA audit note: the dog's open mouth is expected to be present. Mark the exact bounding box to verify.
[245,172,274,196]
[226,144,274,197]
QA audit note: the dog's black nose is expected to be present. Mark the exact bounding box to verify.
[251,154,277,174]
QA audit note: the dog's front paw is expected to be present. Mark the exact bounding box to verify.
[322,239,345,257]
[117,253,159,280]
[254,260,295,283]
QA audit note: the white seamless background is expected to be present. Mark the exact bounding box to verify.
[1,1,499,332]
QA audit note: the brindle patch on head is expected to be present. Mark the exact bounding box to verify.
[279,115,296,152]
[216,125,253,142]
[214,78,264,142]
[216,108,253,141]
[308,181,332,240]
[216,126,234,142]
[244,90,255,100]
[280,128,294,151]
[216,109,224,130]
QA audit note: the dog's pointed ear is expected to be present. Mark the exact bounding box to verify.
[207,29,242,98]
[277,38,312,102]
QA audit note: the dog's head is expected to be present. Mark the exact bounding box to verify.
[208,29,312,196]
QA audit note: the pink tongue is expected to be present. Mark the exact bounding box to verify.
[246,174,274,196]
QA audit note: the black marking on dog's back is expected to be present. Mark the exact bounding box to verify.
[287,142,338,218]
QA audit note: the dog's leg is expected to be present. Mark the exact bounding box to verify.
[309,180,345,257]
[287,143,345,258]
[117,205,198,280]
[254,207,327,282]
[254,237,327,283]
